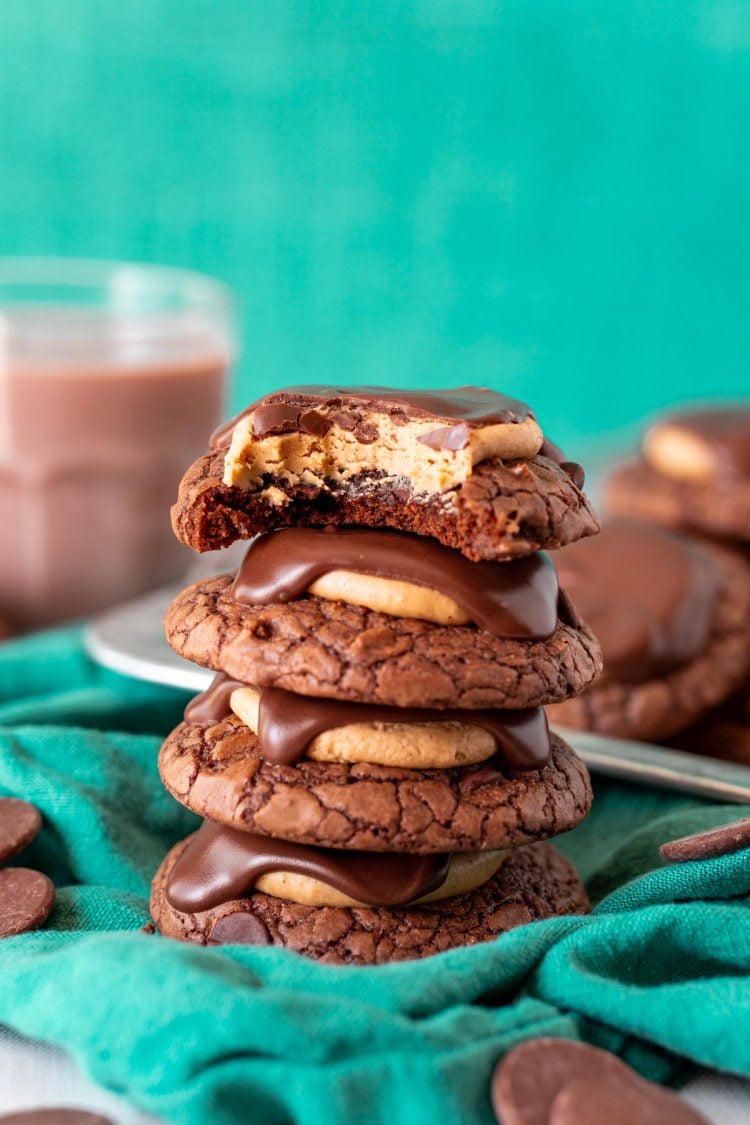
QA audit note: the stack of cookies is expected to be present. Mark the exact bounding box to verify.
[151,386,603,964]
[549,408,750,747]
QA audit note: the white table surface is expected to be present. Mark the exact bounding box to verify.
[1,1025,749,1123]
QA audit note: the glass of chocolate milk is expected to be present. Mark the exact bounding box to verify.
[0,258,233,628]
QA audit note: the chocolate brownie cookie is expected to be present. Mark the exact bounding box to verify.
[173,448,599,561]
[604,408,750,541]
[164,576,602,710]
[151,837,589,964]
[547,522,750,741]
[172,385,598,560]
[605,460,750,541]
[158,720,592,852]
[669,687,750,763]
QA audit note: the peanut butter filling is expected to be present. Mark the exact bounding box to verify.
[308,570,470,626]
[255,849,508,908]
[224,410,543,496]
[229,686,497,768]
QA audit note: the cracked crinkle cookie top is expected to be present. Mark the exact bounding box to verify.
[171,384,599,558]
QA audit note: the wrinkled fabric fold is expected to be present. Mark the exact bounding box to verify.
[0,629,748,1125]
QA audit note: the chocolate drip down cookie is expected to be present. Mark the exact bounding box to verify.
[152,384,601,964]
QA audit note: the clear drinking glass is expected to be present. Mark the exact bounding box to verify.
[0,258,235,627]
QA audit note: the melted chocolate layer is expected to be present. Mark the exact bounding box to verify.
[210,384,531,449]
[554,520,721,681]
[231,527,567,639]
[185,673,247,724]
[648,408,750,481]
[186,677,552,770]
[166,820,450,912]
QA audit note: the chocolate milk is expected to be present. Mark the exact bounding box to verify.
[0,311,227,625]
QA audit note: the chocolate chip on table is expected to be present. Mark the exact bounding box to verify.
[0,868,55,938]
[0,1111,113,1125]
[660,818,750,863]
[0,798,42,863]
[491,1038,708,1125]
[208,911,271,946]
[548,1075,703,1125]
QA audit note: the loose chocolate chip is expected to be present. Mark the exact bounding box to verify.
[660,818,750,863]
[549,1075,705,1125]
[0,868,55,938]
[208,911,271,946]
[0,798,42,863]
[491,1038,708,1125]
[0,1112,112,1125]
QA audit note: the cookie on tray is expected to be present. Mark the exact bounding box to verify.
[668,686,750,764]
[547,520,750,742]
[604,407,750,542]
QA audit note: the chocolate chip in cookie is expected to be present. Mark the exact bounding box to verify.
[151,838,588,964]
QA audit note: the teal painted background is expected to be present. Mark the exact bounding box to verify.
[1,1,748,446]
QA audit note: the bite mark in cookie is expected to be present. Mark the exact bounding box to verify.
[172,449,599,560]
[216,385,543,497]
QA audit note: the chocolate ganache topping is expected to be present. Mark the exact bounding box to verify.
[185,675,552,770]
[554,520,722,682]
[185,674,247,725]
[166,820,450,913]
[210,384,531,450]
[232,527,575,639]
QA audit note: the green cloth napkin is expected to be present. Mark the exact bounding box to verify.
[0,628,749,1125]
